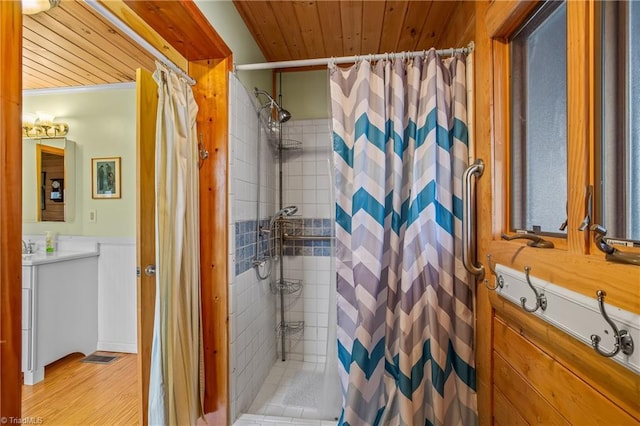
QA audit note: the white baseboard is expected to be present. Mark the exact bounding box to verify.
[97,342,137,354]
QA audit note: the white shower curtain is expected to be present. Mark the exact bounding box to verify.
[148,62,202,425]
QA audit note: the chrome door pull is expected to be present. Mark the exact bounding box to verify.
[462,159,485,280]
[144,265,156,276]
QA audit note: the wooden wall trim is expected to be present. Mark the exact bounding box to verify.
[135,68,159,426]
[487,240,639,314]
[493,352,569,425]
[566,1,594,254]
[122,1,232,61]
[491,309,640,422]
[0,0,23,418]
[491,39,509,239]
[492,385,529,426]
[190,58,229,425]
[485,0,540,40]
[96,0,188,73]
[465,2,496,425]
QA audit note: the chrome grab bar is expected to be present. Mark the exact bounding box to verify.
[462,159,485,280]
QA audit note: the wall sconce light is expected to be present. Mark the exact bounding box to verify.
[23,112,69,138]
[22,0,60,15]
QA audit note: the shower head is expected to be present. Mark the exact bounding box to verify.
[277,205,298,217]
[268,205,298,229]
[254,88,292,123]
[277,108,292,123]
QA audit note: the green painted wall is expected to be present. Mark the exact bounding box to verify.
[20,2,331,241]
[194,0,271,96]
[22,86,136,238]
[195,1,330,118]
[278,70,330,120]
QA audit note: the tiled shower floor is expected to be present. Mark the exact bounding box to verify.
[234,360,339,426]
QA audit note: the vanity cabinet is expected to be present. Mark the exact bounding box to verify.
[21,251,99,385]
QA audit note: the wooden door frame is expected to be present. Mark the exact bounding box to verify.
[0,1,24,419]
[135,67,158,426]
[0,1,232,422]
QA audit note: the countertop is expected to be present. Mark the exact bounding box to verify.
[22,250,99,266]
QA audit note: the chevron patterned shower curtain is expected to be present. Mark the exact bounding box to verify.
[330,50,477,426]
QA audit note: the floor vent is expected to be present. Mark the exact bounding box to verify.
[81,354,118,364]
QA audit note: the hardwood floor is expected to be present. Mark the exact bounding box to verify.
[22,352,138,425]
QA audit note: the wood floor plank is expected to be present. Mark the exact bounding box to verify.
[22,352,138,425]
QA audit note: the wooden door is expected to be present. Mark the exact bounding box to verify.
[135,67,157,426]
[0,0,23,419]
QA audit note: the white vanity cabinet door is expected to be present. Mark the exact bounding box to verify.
[22,265,32,289]
[21,266,33,372]
[21,252,99,385]
[22,289,31,329]
[22,330,31,371]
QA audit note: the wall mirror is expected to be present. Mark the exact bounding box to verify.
[597,0,640,243]
[22,138,76,223]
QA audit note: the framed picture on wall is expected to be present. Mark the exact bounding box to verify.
[91,157,121,199]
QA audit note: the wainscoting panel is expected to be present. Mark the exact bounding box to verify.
[97,237,137,353]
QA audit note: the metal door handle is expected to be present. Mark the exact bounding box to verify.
[144,265,156,276]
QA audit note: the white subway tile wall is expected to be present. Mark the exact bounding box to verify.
[228,74,279,422]
[230,101,338,419]
[278,119,335,362]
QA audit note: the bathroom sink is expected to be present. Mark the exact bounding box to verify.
[22,250,99,266]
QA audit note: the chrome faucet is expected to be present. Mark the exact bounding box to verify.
[22,239,35,254]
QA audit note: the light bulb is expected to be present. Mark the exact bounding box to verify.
[22,0,59,15]
[36,112,54,127]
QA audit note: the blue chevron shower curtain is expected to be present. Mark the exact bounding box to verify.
[330,49,477,426]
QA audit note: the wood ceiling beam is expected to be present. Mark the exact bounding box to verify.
[121,1,231,62]
[96,0,188,71]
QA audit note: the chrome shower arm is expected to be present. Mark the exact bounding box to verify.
[254,88,278,108]
[254,87,292,123]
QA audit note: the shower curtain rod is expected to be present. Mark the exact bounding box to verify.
[235,43,474,71]
[84,0,196,85]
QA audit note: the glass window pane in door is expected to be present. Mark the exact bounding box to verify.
[510,2,567,235]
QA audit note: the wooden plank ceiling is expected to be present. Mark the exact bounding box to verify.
[23,0,156,90]
[23,0,462,89]
[232,0,462,63]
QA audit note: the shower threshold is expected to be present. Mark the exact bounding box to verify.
[239,360,339,425]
